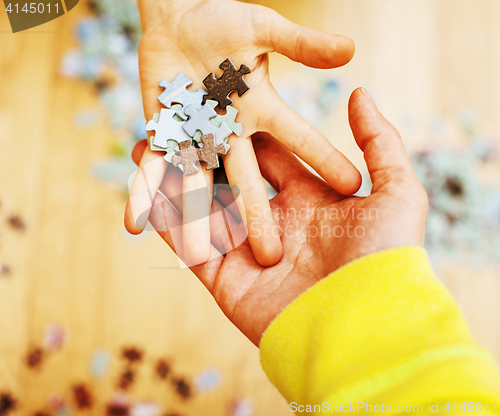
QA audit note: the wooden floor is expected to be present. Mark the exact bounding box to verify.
[0,0,499,414]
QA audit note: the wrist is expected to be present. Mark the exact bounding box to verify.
[137,0,206,33]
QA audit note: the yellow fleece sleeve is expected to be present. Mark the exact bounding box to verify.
[260,247,500,413]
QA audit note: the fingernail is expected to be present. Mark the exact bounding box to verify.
[360,87,376,106]
[360,87,370,98]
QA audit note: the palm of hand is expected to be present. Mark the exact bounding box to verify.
[138,0,271,134]
[206,148,423,345]
[141,89,428,346]
[127,0,360,267]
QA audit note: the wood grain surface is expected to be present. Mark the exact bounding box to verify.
[0,0,499,414]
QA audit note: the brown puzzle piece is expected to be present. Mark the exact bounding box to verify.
[202,58,251,110]
[196,133,229,170]
[171,140,199,176]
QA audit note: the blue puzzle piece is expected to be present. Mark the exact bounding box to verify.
[183,104,232,145]
[157,73,207,120]
[146,108,192,148]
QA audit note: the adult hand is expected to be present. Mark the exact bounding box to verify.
[125,0,361,267]
[131,88,428,346]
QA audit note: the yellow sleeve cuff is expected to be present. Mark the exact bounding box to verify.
[259,247,500,407]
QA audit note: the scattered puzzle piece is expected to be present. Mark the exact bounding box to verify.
[171,377,192,400]
[202,58,250,110]
[90,349,110,378]
[170,103,185,122]
[130,402,161,416]
[194,368,222,392]
[122,346,143,363]
[43,324,66,350]
[47,393,70,416]
[231,399,254,416]
[73,384,93,410]
[182,103,216,136]
[193,100,242,143]
[196,133,229,170]
[150,138,179,163]
[172,140,200,176]
[207,100,243,135]
[0,392,17,415]
[117,369,135,391]
[157,73,207,119]
[155,359,171,379]
[26,346,44,369]
[146,108,191,148]
[183,104,232,145]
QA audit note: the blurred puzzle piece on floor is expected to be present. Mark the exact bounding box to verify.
[155,359,171,380]
[25,346,44,370]
[44,324,66,350]
[202,58,251,110]
[130,402,161,416]
[7,215,26,231]
[0,392,17,416]
[117,368,136,391]
[47,393,72,416]
[231,399,254,416]
[106,395,130,416]
[194,368,222,393]
[72,384,93,410]
[0,261,12,277]
[171,377,192,400]
[90,349,110,378]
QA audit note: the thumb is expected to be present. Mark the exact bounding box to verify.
[255,7,355,69]
[348,88,420,192]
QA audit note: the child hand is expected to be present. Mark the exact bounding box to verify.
[131,88,428,345]
[125,0,361,266]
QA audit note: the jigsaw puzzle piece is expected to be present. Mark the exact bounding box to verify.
[157,73,207,120]
[158,73,191,107]
[202,58,251,110]
[196,133,230,170]
[207,99,242,135]
[193,100,241,143]
[192,123,232,145]
[146,108,191,148]
[172,140,199,175]
[182,104,217,137]
[171,104,185,122]
[150,137,179,162]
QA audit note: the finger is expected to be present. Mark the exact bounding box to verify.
[252,132,323,192]
[214,184,242,224]
[149,192,223,291]
[224,137,283,266]
[132,140,148,166]
[131,140,185,213]
[158,164,184,212]
[125,147,168,234]
[181,163,213,266]
[131,140,244,257]
[264,89,362,195]
[210,199,247,255]
[135,142,244,264]
[348,88,420,191]
[254,7,355,69]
